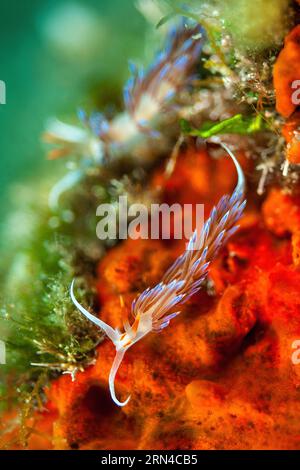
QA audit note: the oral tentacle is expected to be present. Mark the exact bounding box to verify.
[109,349,131,407]
[70,280,119,344]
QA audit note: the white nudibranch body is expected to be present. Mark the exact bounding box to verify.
[70,143,246,407]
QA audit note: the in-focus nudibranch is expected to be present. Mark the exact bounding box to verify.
[70,143,246,407]
[44,21,204,210]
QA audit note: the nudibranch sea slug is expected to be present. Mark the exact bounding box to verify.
[45,21,204,210]
[70,143,246,406]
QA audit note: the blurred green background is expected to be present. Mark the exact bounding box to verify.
[0,0,148,216]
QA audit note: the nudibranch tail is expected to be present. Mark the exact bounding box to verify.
[109,349,131,407]
[220,142,245,197]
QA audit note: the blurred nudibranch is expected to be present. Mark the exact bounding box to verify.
[122,22,204,135]
[44,20,204,210]
[70,143,246,406]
